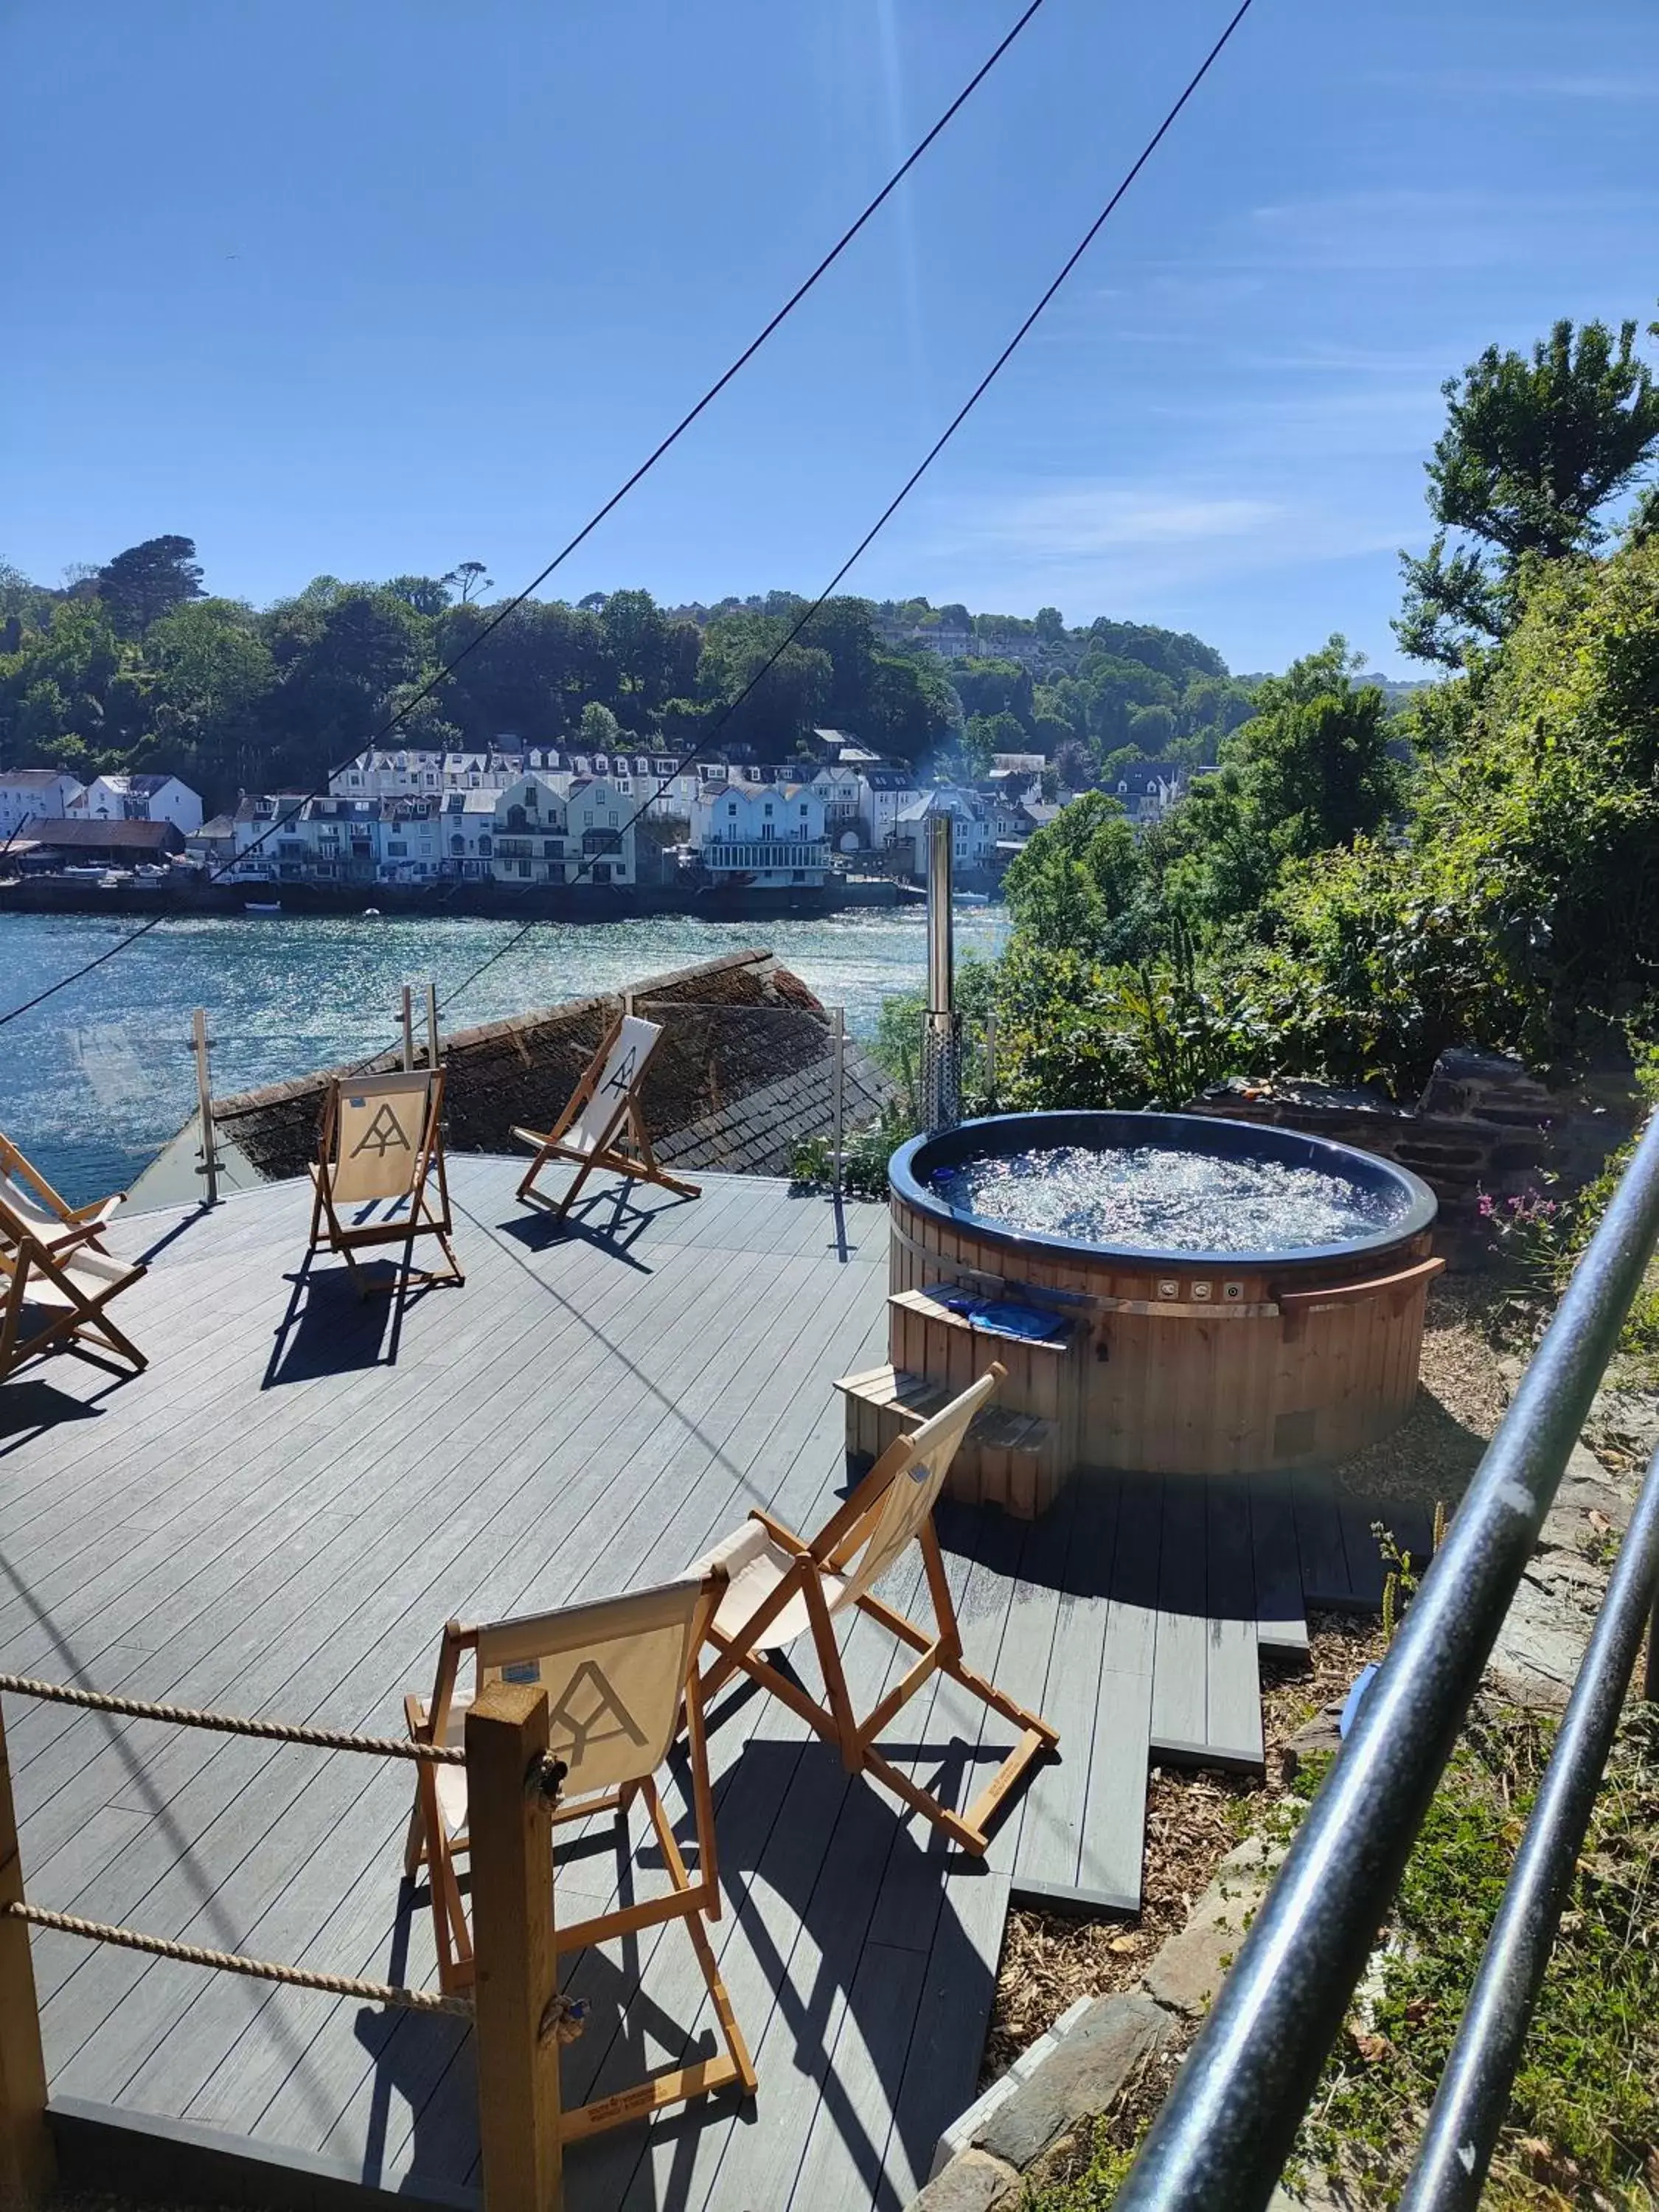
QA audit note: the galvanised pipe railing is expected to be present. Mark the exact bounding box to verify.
[1399,1431,1659,2210]
[1114,1107,1659,2212]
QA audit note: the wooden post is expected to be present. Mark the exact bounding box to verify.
[425,981,440,1070]
[192,1007,220,1206]
[400,986,415,1074]
[0,1699,54,2202]
[832,1006,845,1194]
[467,1683,564,2212]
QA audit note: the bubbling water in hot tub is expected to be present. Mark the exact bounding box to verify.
[931,1142,1411,1256]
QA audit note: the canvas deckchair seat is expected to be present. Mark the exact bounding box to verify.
[689,1368,1058,1855]
[411,1578,711,1839]
[515,1012,700,1222]
[698,1519,852,1649]
[307,1068,462,1293]
[1,1237,147,1381]
[0,1130,125,1259]
[404,1568,756,2140]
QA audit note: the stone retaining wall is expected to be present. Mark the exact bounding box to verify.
[1192,1048,1641,1267]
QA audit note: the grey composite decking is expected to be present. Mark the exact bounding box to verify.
[0,1158,1428,2211]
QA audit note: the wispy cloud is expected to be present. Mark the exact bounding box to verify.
[1366,69,1659,102]
[927,478,1415,606]
[1237,188,1659,274]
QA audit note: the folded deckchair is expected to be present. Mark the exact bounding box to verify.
[0,1130,125,1259]
[512,1012,700,1222]
[404,1569,755,2140]
[307,1068,462,1295]
[691,1366,1057,1854]
[1,1232,147,1382]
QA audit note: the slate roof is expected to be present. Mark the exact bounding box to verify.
[209,950,895,1182]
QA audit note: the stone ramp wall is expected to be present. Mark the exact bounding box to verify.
[208,949,892,1184]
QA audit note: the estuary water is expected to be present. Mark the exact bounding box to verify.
[0,905,1006,1201]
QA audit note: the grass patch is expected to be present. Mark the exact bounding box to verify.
[1022,1700,1659,2211]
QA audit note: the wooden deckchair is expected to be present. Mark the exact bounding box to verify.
[405,1569,755,2140]
[691,1366,1058,1854]
[0,1130,125,1259]
[307,1068,462,1295]
[0,1231,147,1382]
[512,1012,700,1222]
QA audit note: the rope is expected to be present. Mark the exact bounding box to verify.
[0,1674,464,1764]
[1,1903,587,2042]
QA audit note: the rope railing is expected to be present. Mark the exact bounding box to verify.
[0,1673,465,1763]
[0,1903,588,2042]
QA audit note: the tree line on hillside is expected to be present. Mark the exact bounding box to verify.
[0,533,1259,817]
[987,308,1659,1109]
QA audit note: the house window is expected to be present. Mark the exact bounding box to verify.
[479,837,492,857]
[388,841,407,858]
[517,860,530,879]
[543,838,563,858]
[728,802,737,816]
[763,801,773,816]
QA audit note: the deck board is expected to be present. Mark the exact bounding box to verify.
[0,1155,1422,2209]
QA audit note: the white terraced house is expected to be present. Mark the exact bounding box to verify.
[0,768,85,841]
[691,781,830,888]
[76,772,204,835]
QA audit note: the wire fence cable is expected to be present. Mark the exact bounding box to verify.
[0,0,1051,1035]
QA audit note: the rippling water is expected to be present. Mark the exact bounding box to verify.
[933,1143,1406,1254]
[0,905,1006,1201]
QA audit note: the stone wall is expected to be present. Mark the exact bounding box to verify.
[1192,1048,1642,1267]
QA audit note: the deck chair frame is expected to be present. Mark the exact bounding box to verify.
[696,1367,1057,1854]
[307,1068,462,1296]
[0,1130,124,1259]
[403,1569,755,2143]
[512,1012,700,1223]
[0,1232,147,1382]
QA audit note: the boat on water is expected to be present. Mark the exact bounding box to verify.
[244,900,282,914]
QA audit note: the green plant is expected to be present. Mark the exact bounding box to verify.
[1374,1502,1447,1643]
[1280,1706,1659,2207]
[1018,2115,1142,2208]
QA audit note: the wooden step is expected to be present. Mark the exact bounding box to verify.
[834,1363,1062,1520]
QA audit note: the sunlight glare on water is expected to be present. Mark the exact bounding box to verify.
[0,905,1006,1200]
[933,1143,1407,1254]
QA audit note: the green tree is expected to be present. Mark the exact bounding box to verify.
[442,559,493,605]
[95,535,204,637]
[1001,790,1148,962]
[578,700,624,751]
[1397,316,1659,665]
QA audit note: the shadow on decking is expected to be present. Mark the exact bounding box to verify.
[262,1264,408,1387]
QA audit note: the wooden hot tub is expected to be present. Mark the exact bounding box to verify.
[886,1111,1441,1486]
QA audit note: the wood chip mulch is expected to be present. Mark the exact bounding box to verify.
[983,1613,1392,2083]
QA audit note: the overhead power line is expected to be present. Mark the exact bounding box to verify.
[0,0,1051,1033]
[399,0,1261,1037]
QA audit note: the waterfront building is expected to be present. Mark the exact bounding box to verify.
[490,773,636,888]
[689,781,830,888]
[439,789,500,879]
[76,773,204,835]
[855,766,922,849]
[892,788,994,880]
[10,817,185,872]
[0,768,86,841]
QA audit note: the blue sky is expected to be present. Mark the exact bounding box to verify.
[5,0,1657,677]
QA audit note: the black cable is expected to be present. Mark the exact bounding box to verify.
[408,0,1259,1036]
[0,0,1051,1033]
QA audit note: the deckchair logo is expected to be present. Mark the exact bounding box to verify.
[349,1102,413,1159]
[547,1659,647,1764]
[601,1046,638,1099]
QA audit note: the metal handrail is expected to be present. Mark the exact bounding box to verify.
[1115,1107,1659,2212]
[1399,1432,1659,2209]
